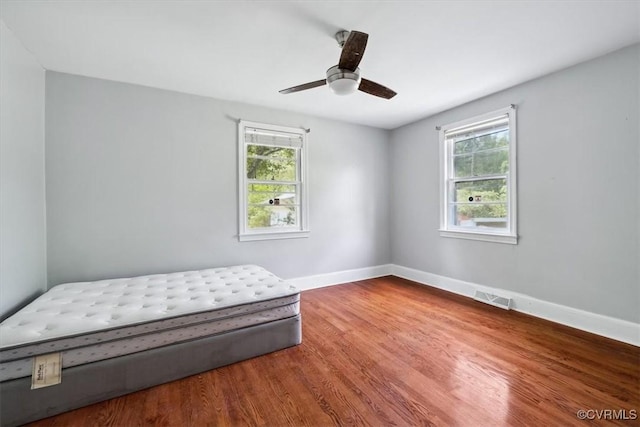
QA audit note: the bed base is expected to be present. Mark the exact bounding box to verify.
[0,315,301,427]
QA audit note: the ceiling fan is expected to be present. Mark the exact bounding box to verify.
[279,30,397,99]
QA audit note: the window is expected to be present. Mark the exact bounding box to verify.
[238,120,309,241]
[439,106,517,244]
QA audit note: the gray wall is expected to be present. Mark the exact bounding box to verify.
[45,72,390,286]
[10,40,638,326]
[390,44,639,323]
[0,21,47,318]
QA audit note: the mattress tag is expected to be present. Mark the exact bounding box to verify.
[31,353,62,389]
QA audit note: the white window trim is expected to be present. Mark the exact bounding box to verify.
[238,120,309,242]
[438,106,518,245]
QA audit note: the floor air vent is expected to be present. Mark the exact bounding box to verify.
[473,291,512,310]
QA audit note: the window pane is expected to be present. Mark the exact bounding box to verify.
[454,155,473,177]
[474,148,508,175]
[453,179,507,203]
[248,205,298,229]
[246,145,297,181]
[451,203,508,230]
[454,147,508,177]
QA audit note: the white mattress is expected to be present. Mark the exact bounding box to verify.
[0,265,300,381]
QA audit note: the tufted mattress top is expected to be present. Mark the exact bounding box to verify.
[0,265,298,349]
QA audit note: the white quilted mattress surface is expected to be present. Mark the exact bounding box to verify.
[0,265,298,348]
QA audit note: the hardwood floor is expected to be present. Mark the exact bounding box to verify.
[27,276,639,426]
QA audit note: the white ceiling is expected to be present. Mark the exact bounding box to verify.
[1,1,638,129]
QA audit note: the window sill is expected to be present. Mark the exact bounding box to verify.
[439,229,517,245]
[239,230,310,242]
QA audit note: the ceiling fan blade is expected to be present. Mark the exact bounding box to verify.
[338,31,368,71]
[358,78,397,99]
[279,79,327,94]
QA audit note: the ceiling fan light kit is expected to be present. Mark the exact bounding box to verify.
[279,30,397,100]
[326,65,361,95]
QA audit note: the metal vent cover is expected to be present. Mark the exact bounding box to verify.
[473,290,512,310]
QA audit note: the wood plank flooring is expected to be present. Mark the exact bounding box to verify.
[27,276,639,426]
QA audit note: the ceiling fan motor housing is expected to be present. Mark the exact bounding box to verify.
[326,65,361,95]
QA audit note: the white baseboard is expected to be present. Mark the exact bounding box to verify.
[288,264,393,291]
[288,264,640,347]
[288,263,639,347]
[391,264,640,347]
